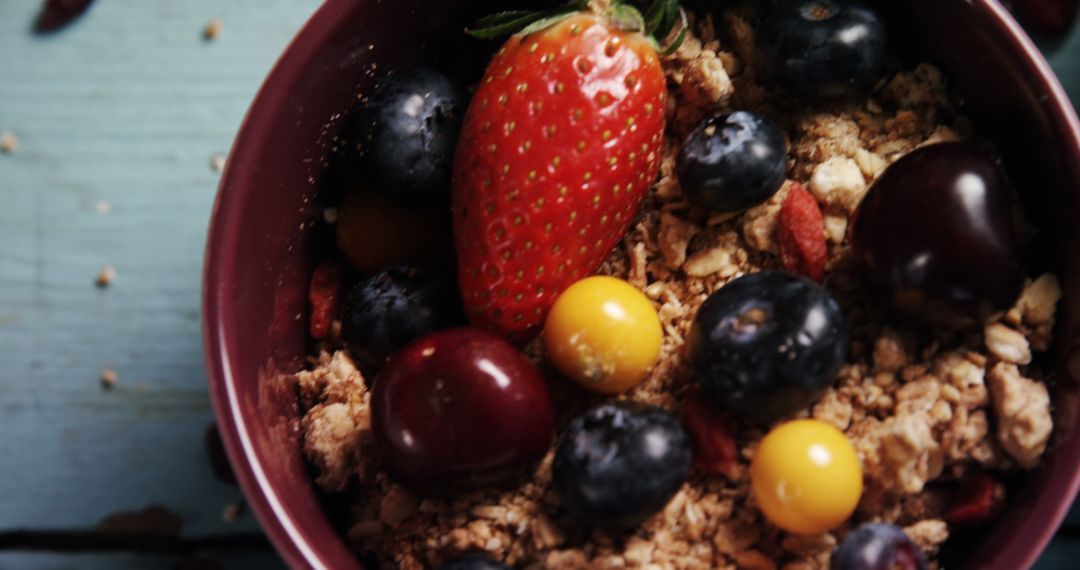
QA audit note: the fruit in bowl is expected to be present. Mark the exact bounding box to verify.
[1011,0,1080,39]
[371,328,555,493]
[204,0,1080,568]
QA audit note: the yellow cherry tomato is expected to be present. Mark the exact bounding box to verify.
[543,276,663,394]
[751,419,862,535]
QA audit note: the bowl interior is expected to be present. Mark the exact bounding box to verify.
[204,1,1080,568]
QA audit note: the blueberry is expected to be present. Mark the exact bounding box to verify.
[831,523,927,570]
[756,0,887,97]
[688,271,848,424]
[553,403,691,528]
[438,555,511,570]
[342,264,465,372]
[347,68,467,208]
[676,111,788,214]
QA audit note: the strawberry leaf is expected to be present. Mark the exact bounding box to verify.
[519,12,580,36]
[467,1,590,39]
[641,0,686,54]
[644,0,668,33]
[663,1,680,36]
[467,10,546,39]
[657,8,689,55]
[644,0,679,37]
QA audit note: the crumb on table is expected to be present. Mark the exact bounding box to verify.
[0,131,18,154]
[221,502,243,522]
[203,19,222,41]
[95,265,116,288]
[100,368,118,389]
[210,153,227,173]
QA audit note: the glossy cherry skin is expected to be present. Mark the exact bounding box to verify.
[371,328,555,493]
[851,143,1024,329]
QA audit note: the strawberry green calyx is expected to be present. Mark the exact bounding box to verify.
[642,0,688,54]
[467,0,687,54]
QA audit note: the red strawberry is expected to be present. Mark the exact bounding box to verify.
[452,9,669,340]
[777,182,827,282]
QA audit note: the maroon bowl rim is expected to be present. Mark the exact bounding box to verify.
[203,1,1080,569]
[203,0,358,568]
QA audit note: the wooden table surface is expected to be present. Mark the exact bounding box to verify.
[0,1,1079,568]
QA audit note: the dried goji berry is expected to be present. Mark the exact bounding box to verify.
[777,182,827,282]
[947,472,1003,525]
[309,260,344,340]
[681,388,738,477]
[35,0,95,34]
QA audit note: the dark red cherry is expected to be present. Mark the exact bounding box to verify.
[371,328,555,493]
[851,143,1024,329]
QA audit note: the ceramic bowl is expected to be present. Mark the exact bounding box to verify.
[204,1,1080,568]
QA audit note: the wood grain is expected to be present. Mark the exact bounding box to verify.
[0,0,1078,568]
[0,551,284,570]
[0,0,317,562]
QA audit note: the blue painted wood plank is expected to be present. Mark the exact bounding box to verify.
[0,552,286,570]
[1044,23,1080,102]
[0,0,319,538]
[1035,536,1080,570]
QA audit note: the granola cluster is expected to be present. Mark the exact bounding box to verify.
[298,9,1059,570]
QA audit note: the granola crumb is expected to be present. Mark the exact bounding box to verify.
[95,265,116,288]
[903,519,949,554]
[210,153,227,173]
[873,330,910,373]
[222,502,243,522]
[742,181,791,253]
[876,413,944,494]
[203,19,222,41]
[988,362,1052,469]
[853,148,888,180]
[984,323,1031,365]
[1017,274,1062,351]
[100,368,118,389]
[659,212,698,268]
[302,399,372,492]
[0,131,17,154]
[734,549,777,570]
[809,157,867,213]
